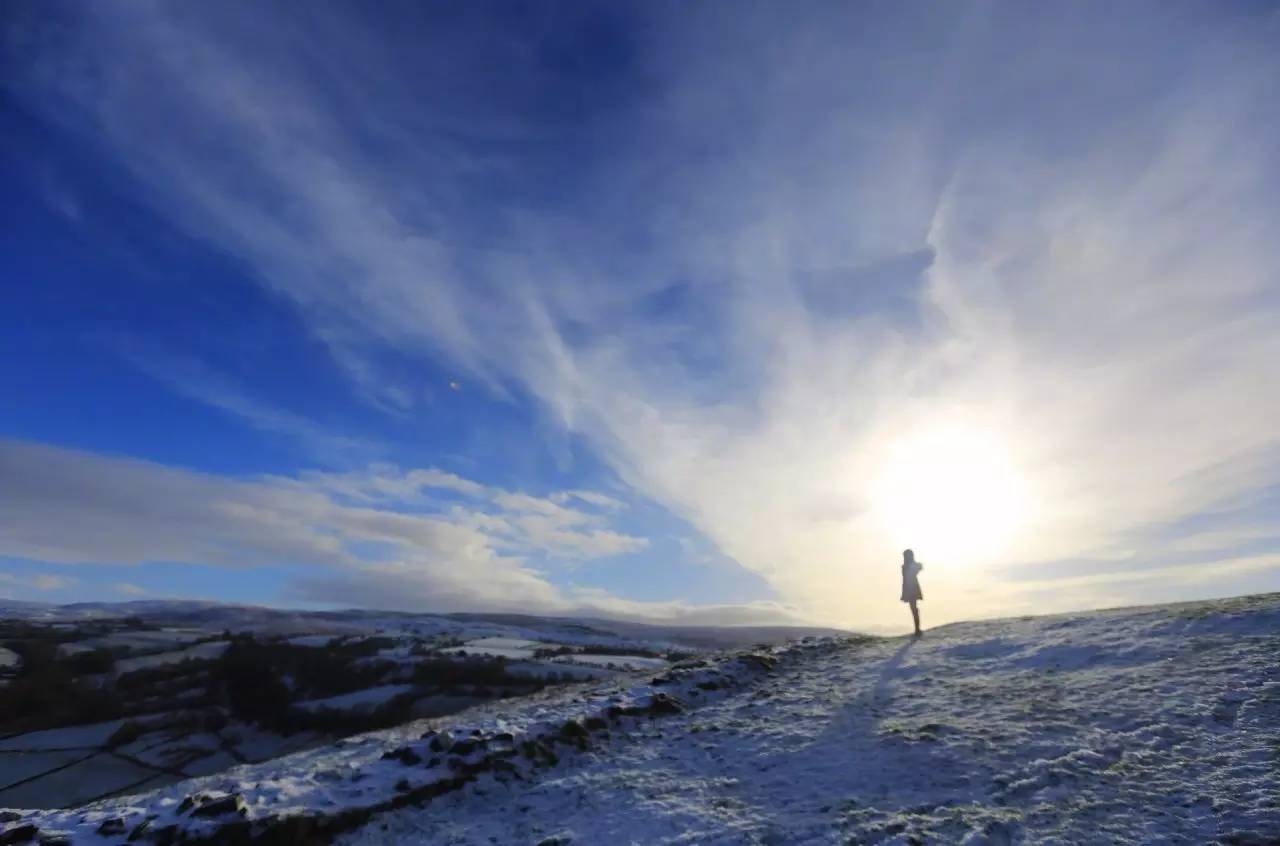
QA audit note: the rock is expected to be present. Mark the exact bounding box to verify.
[584,716,608,731]
[0,824,37,845]
[381,746,423,765]
[429,731,455,753]
[647,693,684,716]
[519,739,559,767]
[209,820,252,842]
[739,653,777,673]
[559,720,590,741]
[96,818,127,836]
[394,778,412,792]
[126,817,155,842]
[190,793,245,818]
[148,824,179,846]
[0,816,16,825]
[451,738,481,756]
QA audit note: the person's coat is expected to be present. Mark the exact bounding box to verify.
[900,560,923,603]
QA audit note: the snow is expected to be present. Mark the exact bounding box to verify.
[555,653,668,670]
[294,685,419,713]
[0,750,91,791]
[352,644,418,669]
[57,629,206,656]
[119,733,223,771]
[284,634,338,647]
[461,637,541,651]
[0,720,129,752]
[439,637,544,660]
[0,751,166,809]
[0,719,333,810]
[182,750,244,778]
[407,693,488,719]
[439,645,536,660]
[339,593,1280,844]
[0,647,20,669]
[113,640,229,674]
[6,593,1279,845]
[504,661,612,680]
[229,728,322,764]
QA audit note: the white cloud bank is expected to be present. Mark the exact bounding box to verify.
[0,438,804,625]
[4,2,1280,627]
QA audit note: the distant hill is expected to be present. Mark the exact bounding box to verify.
[0,599,851,648]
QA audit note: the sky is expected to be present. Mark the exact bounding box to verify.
[2,1,1279,632]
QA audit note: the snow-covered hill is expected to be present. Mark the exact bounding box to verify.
[5,593,1278,844]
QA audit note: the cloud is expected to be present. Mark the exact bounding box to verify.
[298,465,488,502]
[0,437,792,624]
[6,2,1280,627]
[552,490,626,510]
[0,437,655,615]
[293,569,809,627]
[0,571,77,592]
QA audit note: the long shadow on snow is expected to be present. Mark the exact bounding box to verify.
[802,637,983,805]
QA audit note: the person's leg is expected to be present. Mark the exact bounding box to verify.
[910,601,921,635]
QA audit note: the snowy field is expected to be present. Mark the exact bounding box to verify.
[295,685,418,713]
[57,629,207,657]
[0,716,324,811]
[5,593,1277,844]
[113,641,229,674]
[0,603,717,809]
[440,637,671,673]
[555,653,669,671]
[440,637,543,660]
[341,594,1280,844]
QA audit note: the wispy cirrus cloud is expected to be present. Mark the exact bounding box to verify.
[5,1,1279,627]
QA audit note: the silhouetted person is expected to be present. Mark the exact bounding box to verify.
[900,548,923,636]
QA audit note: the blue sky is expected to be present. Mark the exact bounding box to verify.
[2,1,1279,631]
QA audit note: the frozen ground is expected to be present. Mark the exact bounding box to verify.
[5,593,1277,844]
[555,653,669,671]
[57,630,207,657]
[113,641,229,674]
[0,716,323,811]
[350,593,1280,845]
[296,685,419,713]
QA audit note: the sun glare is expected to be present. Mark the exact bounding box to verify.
[872,423,1030,566]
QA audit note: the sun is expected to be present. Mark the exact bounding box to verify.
[871,423,1030,566]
